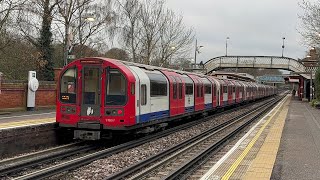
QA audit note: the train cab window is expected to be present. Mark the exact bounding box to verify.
[205,85,211,94]
[185,84,193,95]
[106,69,127,106]
[60,68,77,104]
[83,67,100,105]
[232,86,235,93]
[141,85,147,105]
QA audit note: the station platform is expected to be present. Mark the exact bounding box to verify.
[0,110,55,129]
[200,94,318,180]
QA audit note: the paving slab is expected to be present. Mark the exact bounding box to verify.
[271,99,320,180]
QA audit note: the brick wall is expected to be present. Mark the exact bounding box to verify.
[0,80,56,111]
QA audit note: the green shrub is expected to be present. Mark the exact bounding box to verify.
[310,99,320,107]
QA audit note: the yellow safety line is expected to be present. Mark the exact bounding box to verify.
[221,96,288,180]
[0,118,55,129]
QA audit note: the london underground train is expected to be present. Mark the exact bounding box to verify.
[56,57,276,140]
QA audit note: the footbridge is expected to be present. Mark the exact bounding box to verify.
[204,56,316,79]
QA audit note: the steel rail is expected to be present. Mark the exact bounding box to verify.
[165,95,285,179]
[113,96,281,180]
[12,96,276,180]
[0,142,94,176]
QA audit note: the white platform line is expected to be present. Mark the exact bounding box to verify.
[200,96,288,180]
[0,112,55,120]
[0,122,55,130]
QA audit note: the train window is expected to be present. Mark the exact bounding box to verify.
[141,85,147,105]
[106,69,127,106]
[213,85,216,96]
[233,86,235,92]
[150,82,167,96]
[205,85,211,94]
[146,73,167,96]
[185,84,193,95]
[173,82,177,99]
[60,68,77,104]
[201,85,204,97]
[179,83,183,99]
[83,67,100,105]
[223,85,228,93]
[196,84,200,97]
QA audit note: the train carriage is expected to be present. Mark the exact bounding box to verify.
[202,77,213,110]
[182,75,195,113]
[207,76,219,108]
[57,57,277,140]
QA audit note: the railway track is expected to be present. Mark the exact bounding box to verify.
[107,95,285,180]
[0,142,97,177]
[7,96,277,180]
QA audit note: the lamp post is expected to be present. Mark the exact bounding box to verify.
[281,37,285,57]
[169,46,176,65]
[226,37,230,56]
[194,39,204,67]
[63,15,95,67]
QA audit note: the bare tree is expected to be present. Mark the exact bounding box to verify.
[0,0,25,50]
[55,0,117,63]
[156,10,194,67]
[16,0,60,80]
[117,0,194,66]
[298,0,320,47]
[117,0,142,62]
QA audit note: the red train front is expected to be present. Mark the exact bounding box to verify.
[57,58,136,140]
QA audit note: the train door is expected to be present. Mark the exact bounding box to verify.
[208,78,217,108]
[126,66,150,123]
[170,75,178,115]
[225,80,232,105]
[127,66,141,123]
[183,75,194,113]
[219,80,227,107]
[203,78,212,110]
[175,76,185,115]
[188,75,204,111]
[80,66,101,117]
[231,82,236,103]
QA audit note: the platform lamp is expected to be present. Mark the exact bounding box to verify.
[194,39,204,68]
[63,14,95,67]
[281,37,285,57]
[226,37,230,56]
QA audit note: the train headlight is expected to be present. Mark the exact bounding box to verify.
[105,108,124,116]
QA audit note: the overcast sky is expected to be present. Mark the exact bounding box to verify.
[166,0,310,63]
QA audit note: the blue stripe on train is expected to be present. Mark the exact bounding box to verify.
[185,106,194,113]
[221,101,228,107]
[136,110,170,123]
[205,103,212,109]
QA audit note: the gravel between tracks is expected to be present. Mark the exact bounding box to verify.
[50,99,273,180]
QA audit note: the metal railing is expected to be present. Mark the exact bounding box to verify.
[205,56,317,79]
